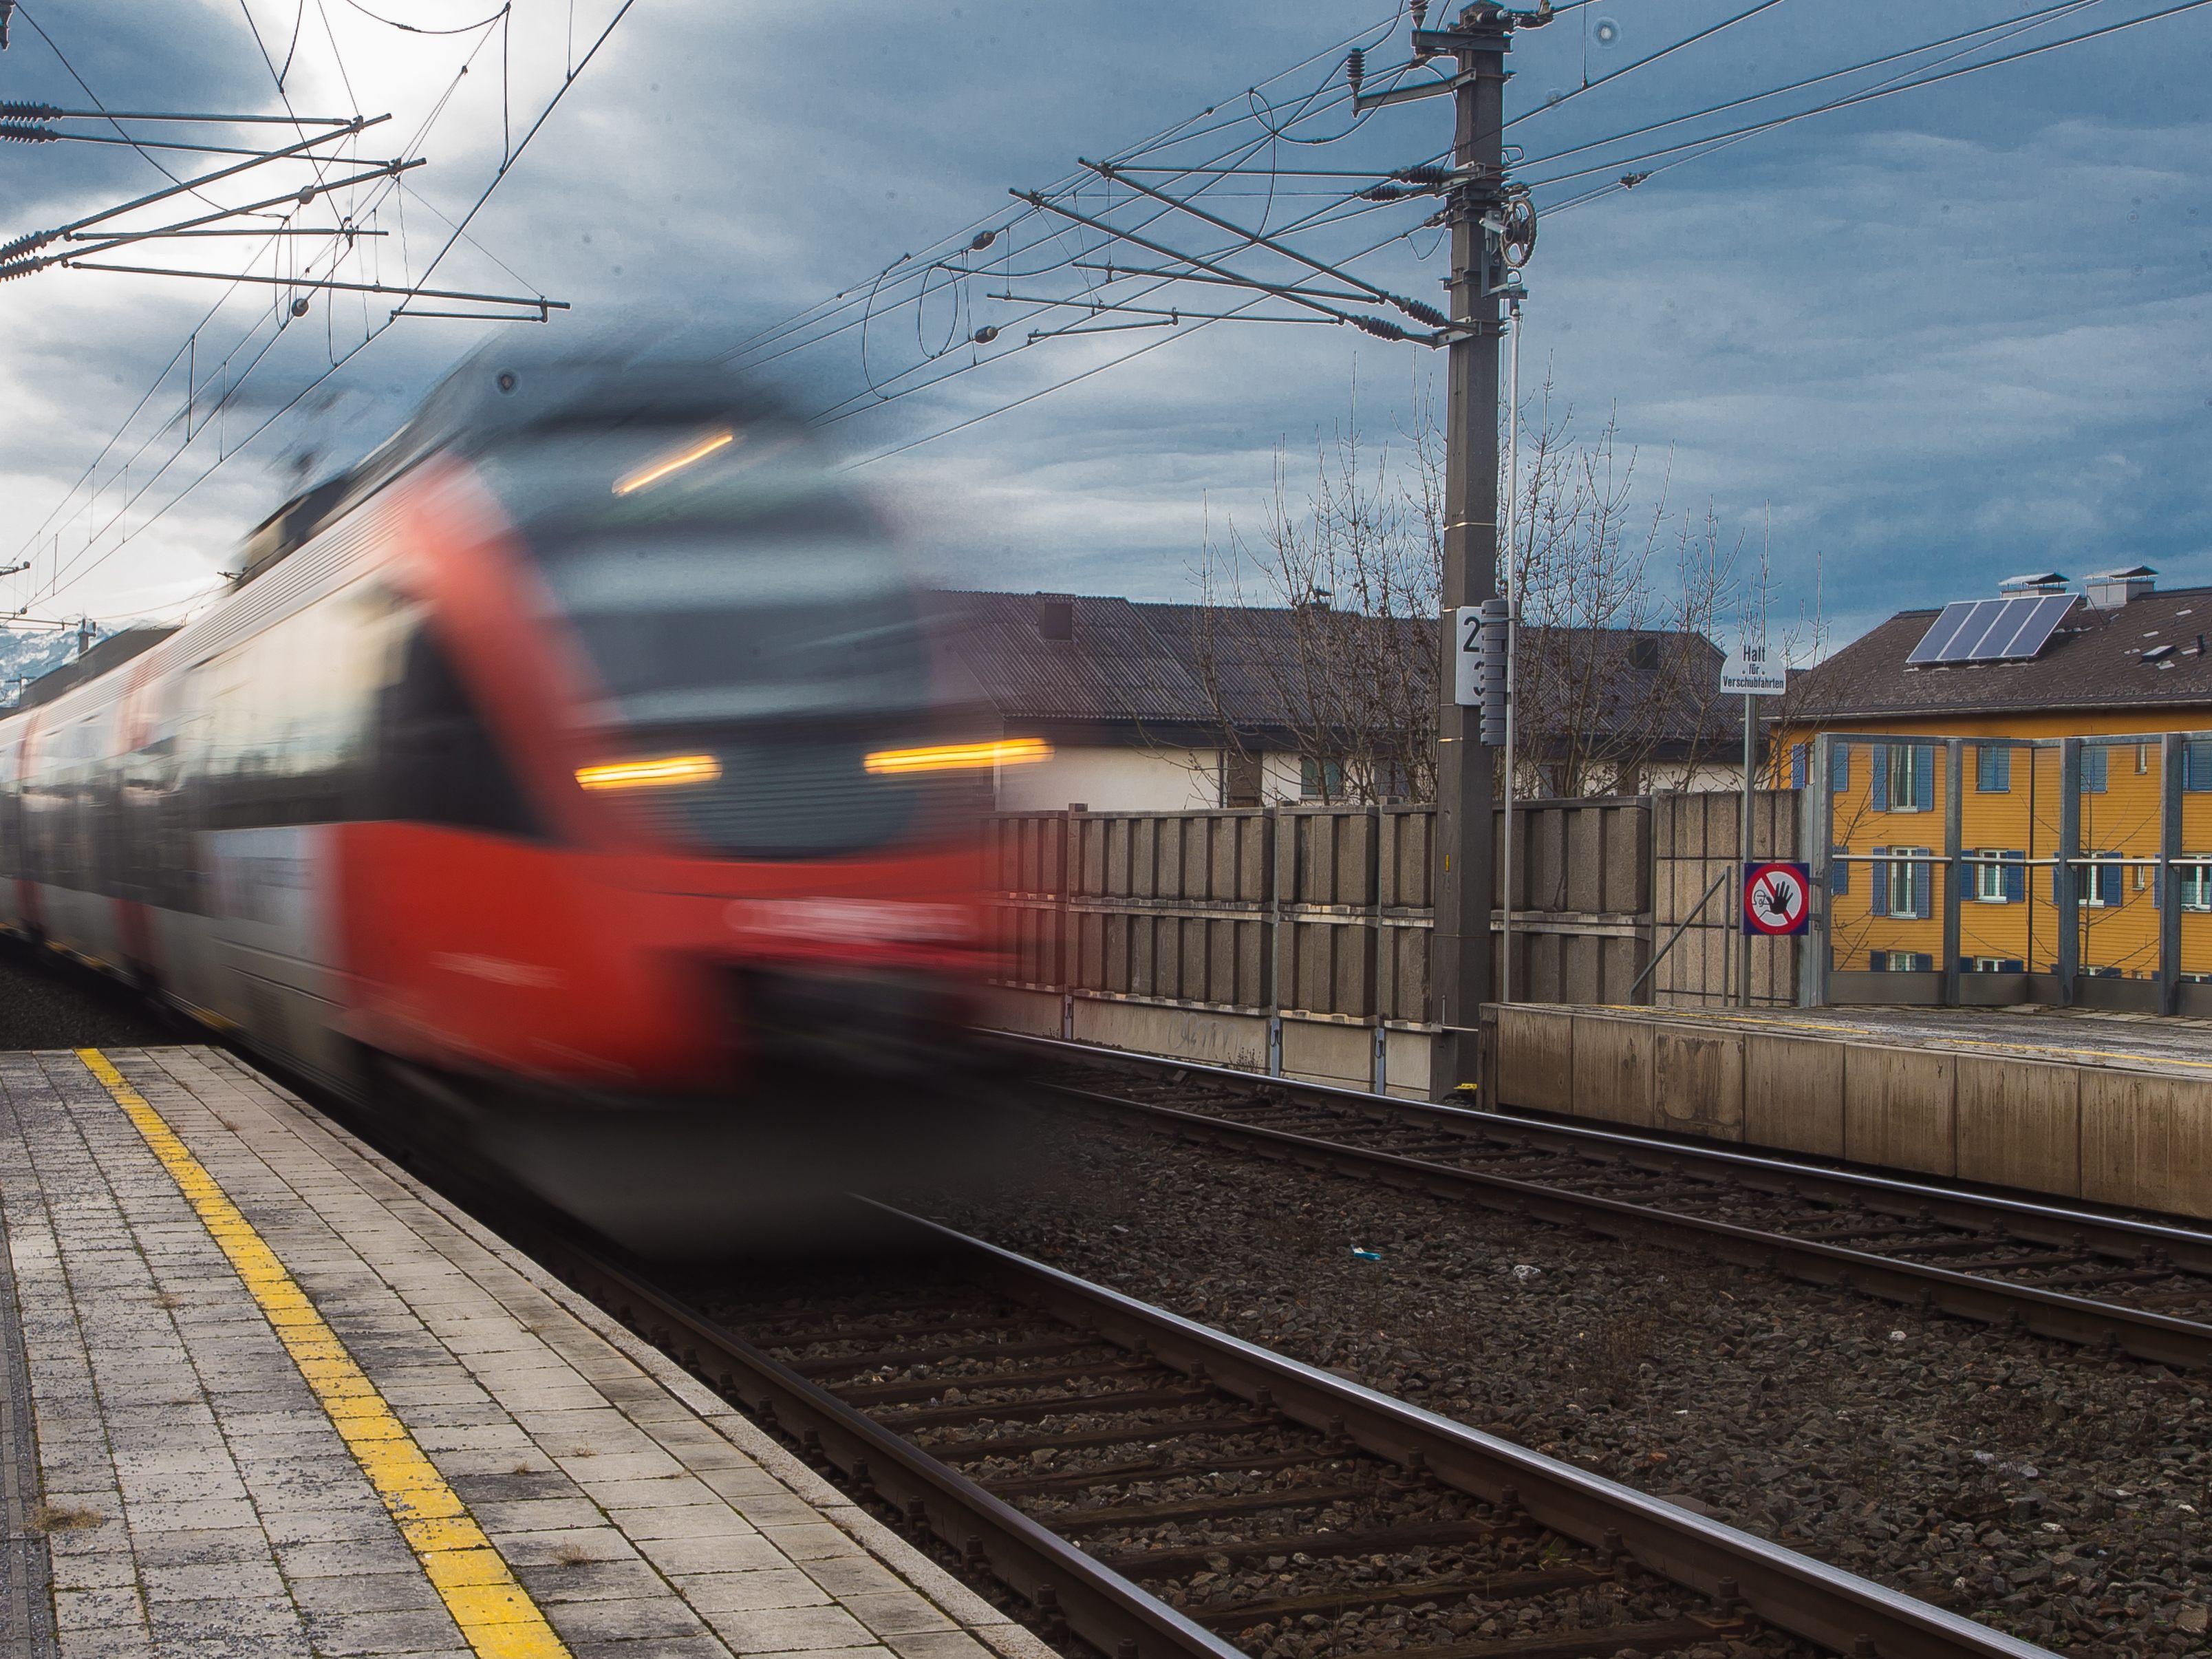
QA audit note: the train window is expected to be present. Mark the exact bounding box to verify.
[372,628,540,837]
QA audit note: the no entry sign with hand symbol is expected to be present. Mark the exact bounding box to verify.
[1742,861,1811,936]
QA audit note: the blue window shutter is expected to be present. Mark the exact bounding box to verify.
[1914,745,1934,809]
[1791,744,1808,789]
[2001,958,2024,973]
[2053,859,2063,903]
[1871,748,1889,813]
[1830,846,1849,895]
[2154,862,2164,908]
[1977,745,2012,793]
[2083,747,2108,793]
[1915,850,1933,917]
[2101,859,2122,907]
[1916,953,1935,972]
[2003,850,2025,903]
[1871,846,1890,917]
[1870,951,1886,972]
[1831,744,1849,792]
[2187,740,2212,792]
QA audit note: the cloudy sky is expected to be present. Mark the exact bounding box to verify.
[1,0,2206,659]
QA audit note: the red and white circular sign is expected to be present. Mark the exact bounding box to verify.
[1743,861,1812,936]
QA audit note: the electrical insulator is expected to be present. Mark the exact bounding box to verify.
[1345,48,1364,94]
[1410,0,1430,27]
[0,120,56,143]
[0,102,62,120]
[0,228,55,261]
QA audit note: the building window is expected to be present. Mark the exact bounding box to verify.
[2136,743,2152,774]
[2181,859,2212,912]
[1975,745,2011,793]
[1880,846,1932,918]
[1875,743,1932,813]
[2078,851,2121,907]
[1874,951,1934,972]
[1299,756,1343,801]
[1628,636,1661,671]
[1971,848,2023,903]
[1221,751,1261,809]
[1969,956,2024,973]
[2184,740,2212,793]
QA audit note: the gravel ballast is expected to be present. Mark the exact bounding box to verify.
[932,1102,2212,1656]
[0,939,175,1049]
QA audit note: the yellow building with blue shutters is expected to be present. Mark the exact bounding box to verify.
[1774,569,2212,1012]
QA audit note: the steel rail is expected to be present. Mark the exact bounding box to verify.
[997,1033,2212,1369]
[553,1209,2048,1659]
[544,1233,1248,1659]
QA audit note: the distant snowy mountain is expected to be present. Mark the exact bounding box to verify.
[1,628,111,708]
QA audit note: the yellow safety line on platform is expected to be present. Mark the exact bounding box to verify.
[1600,1004,2212,1071]
[77,1049,572,1659]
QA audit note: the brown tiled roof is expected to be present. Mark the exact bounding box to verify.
[1784,586,2212,724]
[929,590,1734,748]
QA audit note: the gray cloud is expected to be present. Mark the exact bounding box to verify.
[2,0,2207,659]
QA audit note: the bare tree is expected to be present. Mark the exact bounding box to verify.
[1185,370,1752,804]
[1188,371,1441,804]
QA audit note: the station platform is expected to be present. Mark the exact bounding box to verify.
[1490,1000,2212,1220]
[0,1044,1057,1659]
[1617,1000,2212,1074]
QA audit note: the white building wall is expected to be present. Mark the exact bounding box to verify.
[996,746,1223,812]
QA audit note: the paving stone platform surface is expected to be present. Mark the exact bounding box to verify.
[0,1045,1057,1659]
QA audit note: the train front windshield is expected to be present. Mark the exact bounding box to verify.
[478,425,962,859]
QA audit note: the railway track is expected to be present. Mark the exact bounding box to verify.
[998,1034,2212,1372]
[544,1206,2047,1659]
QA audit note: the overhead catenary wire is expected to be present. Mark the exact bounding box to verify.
[31,0,638,612]
[1522,0,2212,192]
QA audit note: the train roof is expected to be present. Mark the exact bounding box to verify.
[239,348,797,590]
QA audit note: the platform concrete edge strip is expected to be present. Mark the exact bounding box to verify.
[132,1045,1057,1659]
[72,1048,573,1659]
[0,1084,58,1659]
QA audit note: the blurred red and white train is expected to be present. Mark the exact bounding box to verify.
[0,350,1022,1245]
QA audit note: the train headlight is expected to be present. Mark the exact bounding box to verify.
[863,738,1051,775]
[575,754,722,791]
[612,429,738,496]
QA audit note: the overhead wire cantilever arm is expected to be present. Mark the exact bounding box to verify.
[1013,188,1431,341]
[54,160,416,262]
[1071,261,1382,306]
[0,113,388,261]
[58,261,569,317]
[0,104,356,123]
[1084,158,1448,328]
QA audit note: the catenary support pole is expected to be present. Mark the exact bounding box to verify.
[1430,6,1510,1093]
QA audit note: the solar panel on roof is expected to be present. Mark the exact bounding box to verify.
[1906,601,1982,665]
[1907,592,2075,665]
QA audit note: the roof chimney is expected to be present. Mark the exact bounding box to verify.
[1998,570,2069,597]
[2084,564,2156,611]
[1036,595,1075,641]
